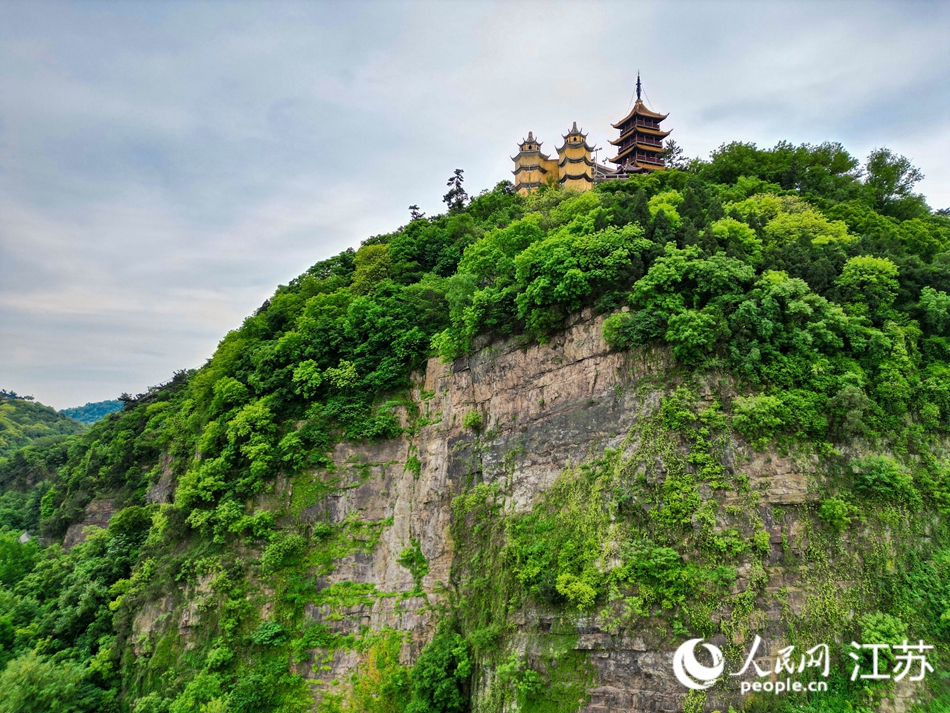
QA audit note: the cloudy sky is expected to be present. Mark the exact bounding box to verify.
[1,0,948,409]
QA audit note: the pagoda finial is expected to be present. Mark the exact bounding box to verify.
[572,121,578,132]
[636,72,641,101]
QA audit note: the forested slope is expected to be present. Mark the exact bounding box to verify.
[1,142,949,713]
[0,394,85,462]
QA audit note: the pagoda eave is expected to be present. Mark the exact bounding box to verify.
[610,143,666,163]
[559,173,594,183]
[558,156,594,167]
[608,148,666,163]
[514,149,552,160]
[512,164,551,176]
[608,128,671,145]
[633,161,665,172]
[556,142,596,153]
[611,103,669,129]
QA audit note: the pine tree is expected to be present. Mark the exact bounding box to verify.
[631,189,651,227]
[701,224,718,254]
[680,181,707,226]
[649,209,675,246]
[661,139,687,169]
[443,169,468,213]
[680,219,699,248]
[706,196,725,222]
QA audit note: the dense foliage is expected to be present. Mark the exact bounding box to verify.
[0,395,85,462]
[0,141,949,712]
[61,400,124,425]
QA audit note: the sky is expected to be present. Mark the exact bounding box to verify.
[1,1,949,410]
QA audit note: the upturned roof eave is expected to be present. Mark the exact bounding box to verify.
[610,99,669,128]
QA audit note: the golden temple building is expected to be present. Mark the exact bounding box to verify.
[512,74,670,194]
[511,132,559,194]
[557,122,596,191]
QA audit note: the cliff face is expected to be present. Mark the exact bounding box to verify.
[276,308,645,698]
[131,309,926,712]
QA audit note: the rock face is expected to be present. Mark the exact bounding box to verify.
[63,497,118,550]
[145,452,176,505]
[278,309,653,696]
[132,308,917,711]
[288,307,821,710]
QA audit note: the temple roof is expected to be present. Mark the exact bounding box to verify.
[512,149,552,161]
[557,140,596,154]
[519,130,544,148]
[609,146,665,163]
[557,121,595,154]
[561,121,588,139]
[610,142,665,163]
[611,99,669,128]
[610,158,664,172]
[558,154,594,167]
[608,126,671,144]
[512,163,552,175]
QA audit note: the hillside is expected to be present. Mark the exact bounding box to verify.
[0,393,85,461]
[61,400,124,425]
[0,141,949,713]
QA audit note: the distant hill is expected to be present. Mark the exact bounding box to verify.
[60,399,123,424]
[0,394,86,460]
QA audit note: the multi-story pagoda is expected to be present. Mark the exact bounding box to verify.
[510,74,671,192]
[556,122,596,191]
[607,74,670,174]
[511,132,560,195]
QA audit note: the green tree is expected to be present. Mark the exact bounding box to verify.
[406,629,471,713]
[661,139,687,169]
[513,223,650,334]
[835,255,900,320]
[919,287,950,336]
[709,217,762,263]
[351,244,393,295]
[0,652,100,713]
[443,169,468,214]
[864,147,927,219]
[762,206,852,247]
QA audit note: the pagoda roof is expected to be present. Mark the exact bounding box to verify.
[559,172,593,183]
[518,131,547,151]
[610,142,665,163]
[556,140,596,153]
[611,99,668,128]
[608,126,671,144]
[512,147,552,161]
[561,121,588,139]
[558,155,594,167]
[608,158,665,173]
[512,162,552,176]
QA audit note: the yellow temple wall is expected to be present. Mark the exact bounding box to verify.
[513,154,559,194]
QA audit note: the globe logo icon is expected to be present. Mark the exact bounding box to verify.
[673,638,725,690]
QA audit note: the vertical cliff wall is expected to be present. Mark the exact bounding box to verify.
[130,308,932,712]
